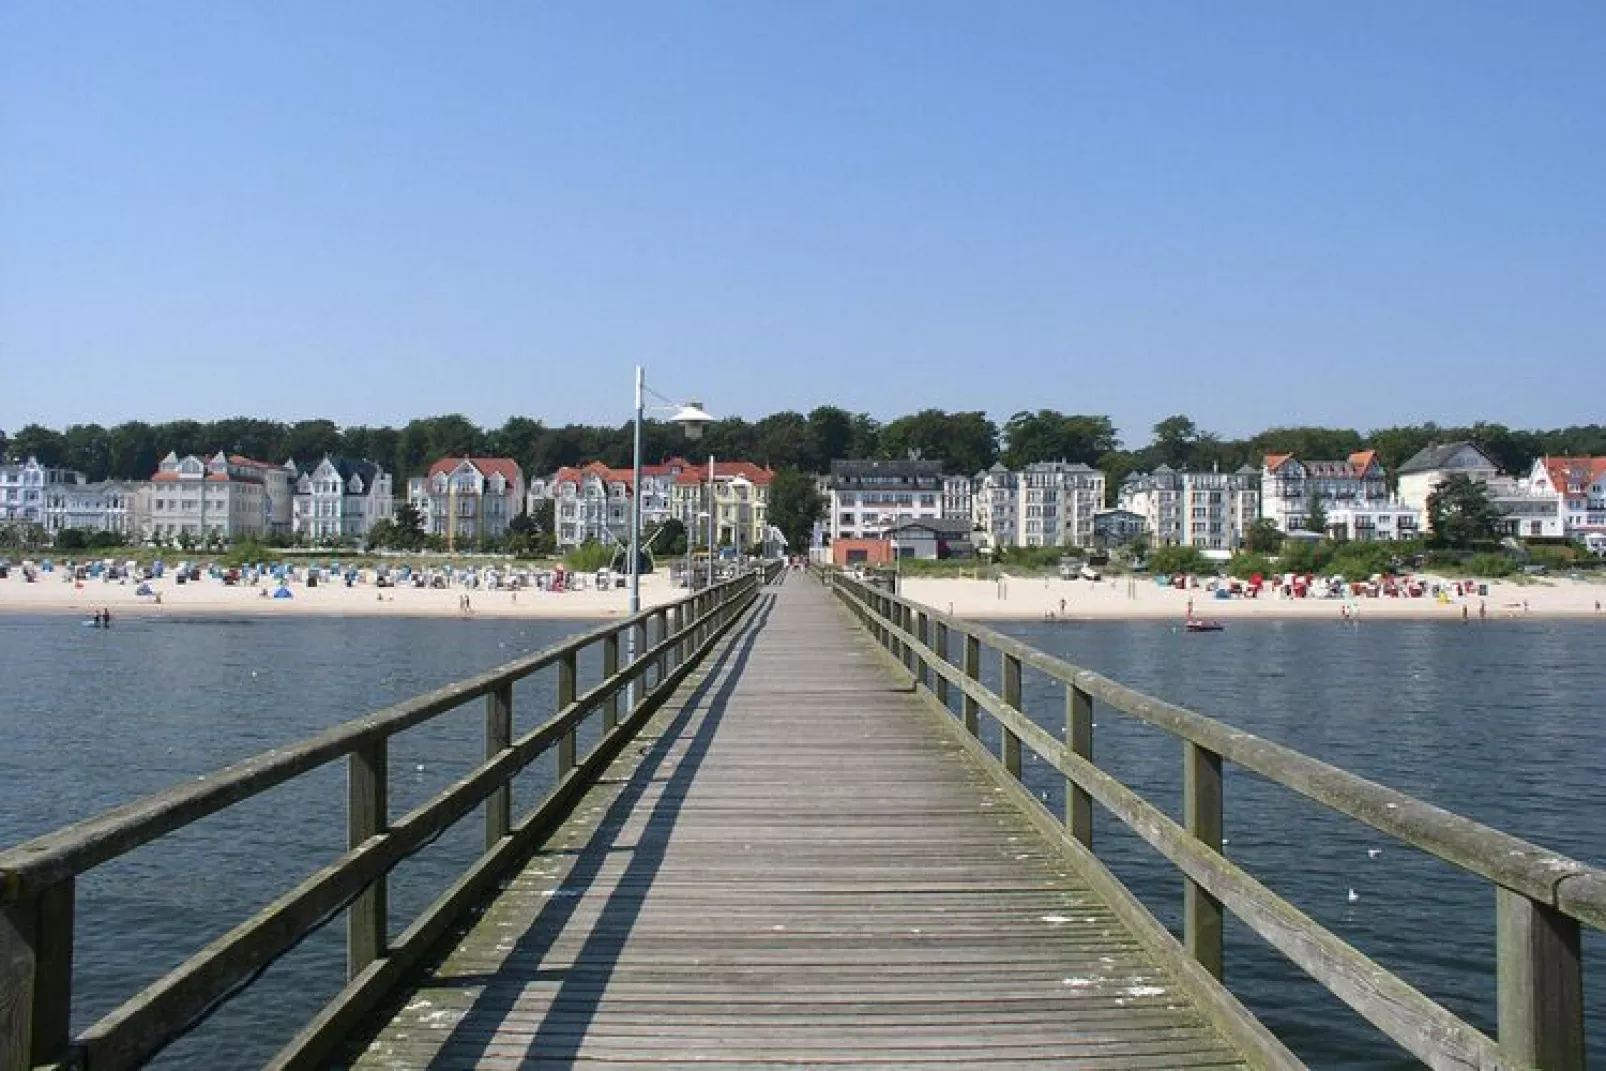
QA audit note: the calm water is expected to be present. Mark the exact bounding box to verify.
[985,617,1606,1068]
[2,613,1603,1067]
[0,613,608,1070]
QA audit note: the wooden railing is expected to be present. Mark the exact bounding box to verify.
[0,565,778,1071]
[829,571,1605,1071]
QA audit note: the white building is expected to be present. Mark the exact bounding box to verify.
[43,480,140,538]
[1261,451,1391,533]
[0,456,78,526]
[145,451,272,542]
[970,462,1106,549]
[942,474,973,528]
[1396,443,1501,517]
[544,459,683,549]
[827,460,946,543]
[1119,465,1260,550]
[1397,442,1564,540]
[1017,461,1105,548]
[1527,457,1606,547]
[407,457,526,546]
[1324,503,1423,543]
[971,463,1018,550]
[290,456,394,543]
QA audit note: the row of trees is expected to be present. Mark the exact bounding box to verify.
[9,413,1606,497]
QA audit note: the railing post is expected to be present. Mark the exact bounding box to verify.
[1066,683,1093,847]
[662,606,678,678]
[1001,652,1023,779]
[1184,740,1224,979]
[0,878,74,1071]
[485,683,512,848]
[603,631,620,731]
[915,611,930,691]
[557,651,577,775]
[901,604,915,675]
[1497,888,1584,1069]
[934,620,950,708]
[347,739,387,978]
[962,633,980,736]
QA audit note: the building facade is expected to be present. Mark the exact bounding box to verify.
[541,458,696,549]
[43,480,140,537]
[407,457,526,546]
[827,460,946,543]
[1016,462,1105,549]
[670,461,774,552]
[1119,465,1260,550]
[144,451,272,542]
[1260,452,1390,533]
[290,456,394,543]
[1397,442,1564,540]
[0,457,78,526]
[1527,457,1606,548]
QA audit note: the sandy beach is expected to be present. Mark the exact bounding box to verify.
[0,569,688,620]
[5,566,1605,623]
[898,572,1606,623]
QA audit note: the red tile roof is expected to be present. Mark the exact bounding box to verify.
[1348,450,1378,474]
[1263,454,1294,472]
[674,461,774,486]
[1540,456,1606,495]
[427,457,524,485]
[551,458,771,491]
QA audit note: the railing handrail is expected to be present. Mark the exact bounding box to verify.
[0,563,780,1071]
[0,578,734,902]
[828,570,1600,1069]
[834,573,1606,928]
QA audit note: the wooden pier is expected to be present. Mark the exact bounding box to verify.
[337,576,1255,1068]
[3,562,1605,1069]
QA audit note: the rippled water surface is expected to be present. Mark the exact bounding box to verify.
[0,613,605,1069]
[2,612,1603,1067]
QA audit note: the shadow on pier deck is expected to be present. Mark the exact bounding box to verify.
[338,577,1254,1068]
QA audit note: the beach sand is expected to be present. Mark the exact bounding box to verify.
[0,569,686,620]
[898,572,1606,623]
[5,566,1604,623]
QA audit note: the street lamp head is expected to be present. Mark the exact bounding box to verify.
[670,400,714,441]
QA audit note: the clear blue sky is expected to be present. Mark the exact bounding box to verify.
[2,2,1602,446]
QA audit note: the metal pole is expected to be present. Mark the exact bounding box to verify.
[707,453,716,589]
[628,366,644,708]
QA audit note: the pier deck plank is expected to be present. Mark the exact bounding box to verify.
[341,576,1248,1068]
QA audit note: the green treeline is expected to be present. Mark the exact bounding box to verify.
[5,410,1606,491]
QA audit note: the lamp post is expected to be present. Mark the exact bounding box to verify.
[628,367,713,700]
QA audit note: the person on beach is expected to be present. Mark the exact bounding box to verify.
[1478,600,1487,621]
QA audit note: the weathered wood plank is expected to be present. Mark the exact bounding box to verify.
[342,580,1251,1068]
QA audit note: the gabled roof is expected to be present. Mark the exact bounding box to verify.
[1398,442,1498,475]
[1348,450,1379,474]
[674,461,774,486]
[428,457,524,485]
[1263,454,1294,472]
[1538,456,1606,494]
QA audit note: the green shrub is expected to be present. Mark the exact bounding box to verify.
[1277,539,1334,574]
[1148,545,1209,576]
[1328,541,1397,578]
[564,541,614,572]
[1464,552,1517,578]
